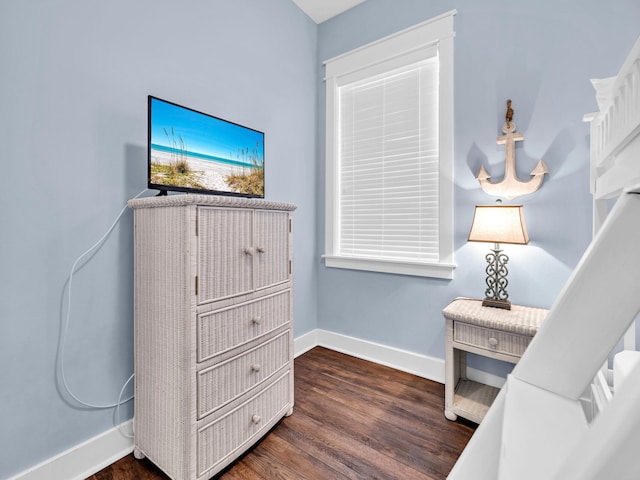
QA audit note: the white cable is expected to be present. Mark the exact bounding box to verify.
[116,372,136,438]
[59,189,146,409]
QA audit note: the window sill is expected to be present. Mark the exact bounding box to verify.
[323,255,456,279]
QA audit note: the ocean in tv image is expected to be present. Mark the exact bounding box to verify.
[149,97,264,196]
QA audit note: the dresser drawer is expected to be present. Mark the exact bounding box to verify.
[454,321,533,357]
[197,331,290,419]
[197,371,291,478]
[197,290,291,363]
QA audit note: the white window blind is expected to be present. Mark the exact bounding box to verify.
[338,58,439,263]
[324,10,456,278]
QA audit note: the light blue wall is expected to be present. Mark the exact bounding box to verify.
[316,0,640,370]
[0,0,317,477]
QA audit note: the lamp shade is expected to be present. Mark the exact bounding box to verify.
[468,205,529,245]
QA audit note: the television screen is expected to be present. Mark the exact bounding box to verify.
[148,96,264,198]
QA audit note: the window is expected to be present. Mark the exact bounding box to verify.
[323,10,456,279]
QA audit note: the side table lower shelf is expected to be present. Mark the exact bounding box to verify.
[446,379,500,424]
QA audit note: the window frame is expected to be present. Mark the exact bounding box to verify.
[323,10,456,279]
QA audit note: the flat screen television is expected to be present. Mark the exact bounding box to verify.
[148,95,265,198]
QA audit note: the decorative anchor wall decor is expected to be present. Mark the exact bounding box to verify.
[476,100,549,200]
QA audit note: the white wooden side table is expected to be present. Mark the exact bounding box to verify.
[443,298,548,423]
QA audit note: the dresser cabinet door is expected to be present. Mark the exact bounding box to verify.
[198,207,253,303]
[254,210,290,290]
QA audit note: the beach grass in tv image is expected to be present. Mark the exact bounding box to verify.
[149,96,264,197]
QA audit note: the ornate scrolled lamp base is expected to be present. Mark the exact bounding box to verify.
[482,244,511,310]
[467,203,529,310]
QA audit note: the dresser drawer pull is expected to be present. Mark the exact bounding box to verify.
[488,337,499,348]
[256,246,266,253]
[244,247,254,256]
[251,317,262,326]
[251,414,261,424]
[250,364,261,373]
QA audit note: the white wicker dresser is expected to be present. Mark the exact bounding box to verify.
[127,194,296,480]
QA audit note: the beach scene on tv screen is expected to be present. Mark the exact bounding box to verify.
[150,98,264,196]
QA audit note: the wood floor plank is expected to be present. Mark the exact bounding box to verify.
[273,401,436,480]
[292,375,453,478]
[240,432,344,480]
[87,347,475,480]
[270,417,372,480]
[294,358,471,460]
[295,355,471,460]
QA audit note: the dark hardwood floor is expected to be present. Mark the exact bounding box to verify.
[88,347,475,480]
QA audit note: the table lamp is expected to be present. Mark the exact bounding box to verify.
[468,203,529,310]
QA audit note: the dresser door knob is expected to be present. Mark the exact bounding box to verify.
[244,247,254,256]
[489,337,498,347]
[251,414,261,424]
[251,364,261,373]
[252,317,262,326]
[256,246,266,253]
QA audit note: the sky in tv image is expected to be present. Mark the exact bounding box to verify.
[150,97,264,165]
[150,97,264,197]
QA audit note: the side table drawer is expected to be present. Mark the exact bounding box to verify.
[454,321,533,357]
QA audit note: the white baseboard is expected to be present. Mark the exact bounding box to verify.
[9,421,133,480]
[14,329,506,480]
[293,328,319,358]
[296,328,445,383]
[294,328,507,389]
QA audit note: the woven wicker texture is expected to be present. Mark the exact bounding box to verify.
[197,207,291,304]
[197,290,291,363]
[128,194,296,211]
[254,210,290,289]
[454,323,533,357]
[443,298,547,336]
[131,196,294,480]
[454,379,500,420]
[197,331,290,419]
[197,372,291,477]
[198,207,254,302]
[134,205,195,480]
